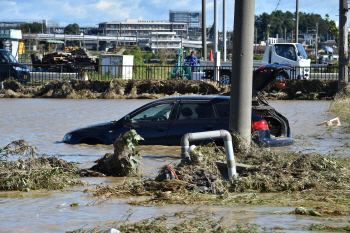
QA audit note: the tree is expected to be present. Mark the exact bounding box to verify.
[326,14,339,45]
[64,23,80,35]
[254,11,329,41]
[16,22,46,33]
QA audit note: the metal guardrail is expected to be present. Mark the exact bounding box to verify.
[0,63,340,87]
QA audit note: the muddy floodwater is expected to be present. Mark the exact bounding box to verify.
[0,98,349,232]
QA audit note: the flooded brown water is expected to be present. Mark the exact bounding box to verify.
[0,98,349,232]
[269,100,350,155]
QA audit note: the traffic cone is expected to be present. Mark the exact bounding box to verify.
[209,50,213,61]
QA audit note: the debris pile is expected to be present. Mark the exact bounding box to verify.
[0,79,225,99]
[32,49,97,72]
[262,79,338,100]
[86,139,350,215]
[0,140,84,191]
[90,130,143,177]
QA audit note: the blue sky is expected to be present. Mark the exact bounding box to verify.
[0,0,341,29]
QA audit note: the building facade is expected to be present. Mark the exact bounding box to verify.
[98,18,186,37]
[169,11,202,37]
[150,32,182,52]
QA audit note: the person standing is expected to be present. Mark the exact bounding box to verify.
[185,51,198,66]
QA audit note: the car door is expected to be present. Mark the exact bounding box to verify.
[214,99,230,131]
[125,102,174,145]
[167,100,218,145]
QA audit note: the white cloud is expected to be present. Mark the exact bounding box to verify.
[0,0,342,27]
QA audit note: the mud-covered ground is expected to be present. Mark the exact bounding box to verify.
[0,78,339,100]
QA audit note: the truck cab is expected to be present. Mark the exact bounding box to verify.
[260,43,310,79]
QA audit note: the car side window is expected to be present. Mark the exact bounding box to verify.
[177,103,214,120]
[215,101,230,118]
[132,104,173,121]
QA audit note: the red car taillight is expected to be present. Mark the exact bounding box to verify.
[251,120,269,130]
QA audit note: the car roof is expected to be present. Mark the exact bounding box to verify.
[151,95,230,103]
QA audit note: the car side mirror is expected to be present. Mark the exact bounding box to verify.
[297,50,301,57]
[124,115,131,126]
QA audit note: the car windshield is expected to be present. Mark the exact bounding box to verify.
[0,50,18,64]
[296,44,308,59]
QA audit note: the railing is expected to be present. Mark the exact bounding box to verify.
[0,63,341,87]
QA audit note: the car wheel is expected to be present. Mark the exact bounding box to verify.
[275,71,289,80]
[219,71,231,85]
[205,70,214,80]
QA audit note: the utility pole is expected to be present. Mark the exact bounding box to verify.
[29,28,31,53]
[202,0,207,60]
[315,23,318,58]
[339,0,349,89]
[214,0,219,81]
[285,28,286,42]
[223,0,227,61]
[83,29,85,49]
[295,0,299,43]
[230,0,255,148]
[157,33,158,54]
[255,28,257,55]
[97,33,99,52]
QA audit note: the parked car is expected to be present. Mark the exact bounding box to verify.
[63,65,293,147]
[0,49,30,82]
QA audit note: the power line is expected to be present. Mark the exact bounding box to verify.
[157,0,171,21]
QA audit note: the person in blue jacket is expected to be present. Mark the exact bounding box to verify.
[185,51,197,66]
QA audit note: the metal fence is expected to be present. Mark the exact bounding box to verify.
[0,63,340,87]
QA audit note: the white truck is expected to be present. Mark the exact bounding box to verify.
[199,42,311,85]
[318,54,339,64]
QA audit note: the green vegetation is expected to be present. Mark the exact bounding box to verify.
[15,22,46,33]
[64,23,80,35]
[68,210,273,233]
[329,84,350,123]
[253,55,263,60]
[90,130,143,176]
[64,23,81,47]
[86,142,350,214]
[308,223,350,232]
[255,11,329,41]
[123,46,145,66]
[0,140,84,191]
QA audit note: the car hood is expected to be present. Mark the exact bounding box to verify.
[252,64,291,94]
[68,121,112,133]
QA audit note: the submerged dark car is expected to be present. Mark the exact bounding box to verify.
[63,65,293,147]
[0,49,30,82]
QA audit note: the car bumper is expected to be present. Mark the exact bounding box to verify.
[261,136,294,147]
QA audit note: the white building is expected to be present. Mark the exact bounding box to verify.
[98,18,186,37]
[150,32,182,52]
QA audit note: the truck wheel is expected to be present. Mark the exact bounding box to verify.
[219,71,231,85]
